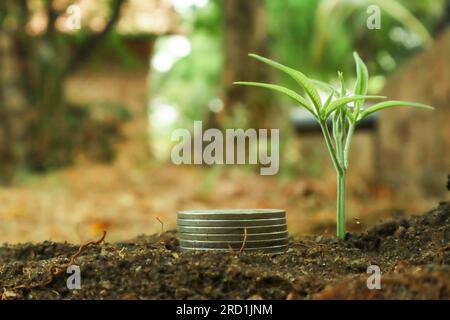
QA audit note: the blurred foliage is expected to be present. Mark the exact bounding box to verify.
[153,0,446,123]
[268,0,446,83]
[151,0,223,125]
[2,0,446,179]
[0,0,127,180]
[147,0,447,178]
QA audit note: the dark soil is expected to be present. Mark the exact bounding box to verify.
[1,202,449,300]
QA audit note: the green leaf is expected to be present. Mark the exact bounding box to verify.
[233,81,316,116]
[338,71,346,96]
[323,92,334,110]
[358,101,434,121]
[311,79,337,94]
[353,52,368,95]
[353,52,369,111]
[346,111,355,123]
[248,54,323,114]
[325,95,386,119]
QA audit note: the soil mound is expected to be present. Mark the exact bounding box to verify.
[1,202,449,299]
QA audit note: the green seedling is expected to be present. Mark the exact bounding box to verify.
[235,52,433,240]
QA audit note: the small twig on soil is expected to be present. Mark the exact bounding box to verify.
[51,230,107,274]
[238,228,248,256]
[70,230,107,266]
[156,217,165,236]
[2,231,108,298]
[50,290,60,297]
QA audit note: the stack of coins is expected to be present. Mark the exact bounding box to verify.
[177,209,288,254]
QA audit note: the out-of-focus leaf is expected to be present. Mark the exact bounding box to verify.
[338,71,346,96]
[325,95,386,118]
[248,54,323,113]
[353,52,369,111]
[234,81,316,116]
[358,101,434,120]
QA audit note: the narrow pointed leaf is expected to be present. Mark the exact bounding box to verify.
[353,52,368,96]
[346,111,355,123]
[353,52,369,112]
[323,92,334,110]
[358,101,434,121]
[311,79,337,94]
[233,81,316,116]
[249,54,323,113]
[338,71,346,96]
[325,95,386,118]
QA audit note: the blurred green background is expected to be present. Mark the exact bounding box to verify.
[0,0,449,243]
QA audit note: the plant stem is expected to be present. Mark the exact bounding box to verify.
[321,120,347,240]
[337,171,346,239]
[343,122,355,169]
[319,122,342,175]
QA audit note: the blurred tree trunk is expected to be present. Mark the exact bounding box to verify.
[0,0,124,181]
[378,28,450,203]
[0,2,29,182]
[220,0,274,128]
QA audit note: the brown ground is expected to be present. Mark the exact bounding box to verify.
[0,162,438,244]
[1,202,449,300]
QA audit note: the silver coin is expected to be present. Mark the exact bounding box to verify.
[180,244,288,254]
[177,224,287,234]
[177,217,286,227]
[178,209,285,220]
[179,231,289,241]
[179,238,288,249]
